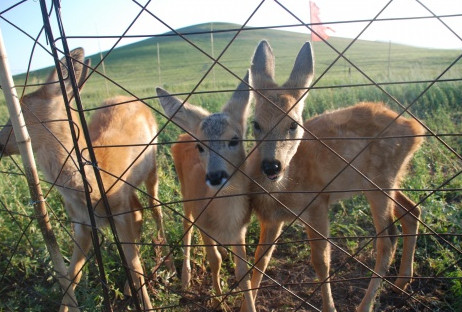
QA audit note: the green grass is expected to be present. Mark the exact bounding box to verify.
[1,23,461,311]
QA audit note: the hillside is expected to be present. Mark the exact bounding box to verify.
[15,22,461,100]
[96,22,462,87]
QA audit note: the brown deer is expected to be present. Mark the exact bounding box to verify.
[0,48,173,311]
[157,73,256,311]
[242,40,425,312]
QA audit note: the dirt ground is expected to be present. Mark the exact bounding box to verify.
[174,246,449,312]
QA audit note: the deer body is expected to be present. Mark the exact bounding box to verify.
[158,74,256,311]
[244,41,425,312]
[173,136,250,245]
[251,102,423,223]
[0,49,172,311]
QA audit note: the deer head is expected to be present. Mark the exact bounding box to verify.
[157,72,250,188]
[0,48,90,157]
[250,40,314,182]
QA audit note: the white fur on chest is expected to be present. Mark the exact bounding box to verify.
[194,191,250,245]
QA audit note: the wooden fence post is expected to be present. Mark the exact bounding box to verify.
[0,27,80,311]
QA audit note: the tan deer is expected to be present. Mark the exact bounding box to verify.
[157,73,256,311]
[242,40,425,312]
[0,48,173,311]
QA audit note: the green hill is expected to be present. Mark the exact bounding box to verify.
[15,22,461,103]
[95,22,461,89]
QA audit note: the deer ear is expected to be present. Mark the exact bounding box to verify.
[42,48,86,99]
[222,70,250,133]
[157,88,210,134]
[76,58,91,93]
[283,41,314,99]
[250,40,276,89]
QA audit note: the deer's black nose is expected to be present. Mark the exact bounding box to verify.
[261,159,281,177]
[206,171,229,186]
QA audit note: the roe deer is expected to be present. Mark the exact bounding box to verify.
[0,48,173,311]
[242,40,425,312]
[157,73,256,311]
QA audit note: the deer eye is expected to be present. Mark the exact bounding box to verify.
[196,144,204,153]
[289,121,298,132]
[229,136,239,147]
[252,121,261,132]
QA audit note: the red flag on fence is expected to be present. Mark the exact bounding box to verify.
[309,1,334,41]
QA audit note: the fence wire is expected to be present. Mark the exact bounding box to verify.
[0,0,461,311]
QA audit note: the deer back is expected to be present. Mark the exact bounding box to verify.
[88,96,158,196]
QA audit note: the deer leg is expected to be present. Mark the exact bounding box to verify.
[116,214,153,311]
[393,191,420,291]
[218,245,228,260]
[146,165,176,274]
[202,234,223,309]
[358,191,398,312]
[59,223,92,312]
[124,195,144,297]
[181,210,194,290]
[305,203,336,312]
[233,234,256,312]
[248,220,283,302]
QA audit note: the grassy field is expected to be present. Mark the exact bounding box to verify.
[0,23,461,311]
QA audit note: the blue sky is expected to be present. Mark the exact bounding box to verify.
[1,0,461,75]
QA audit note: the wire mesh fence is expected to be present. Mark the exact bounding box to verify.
[0,0,461,311]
